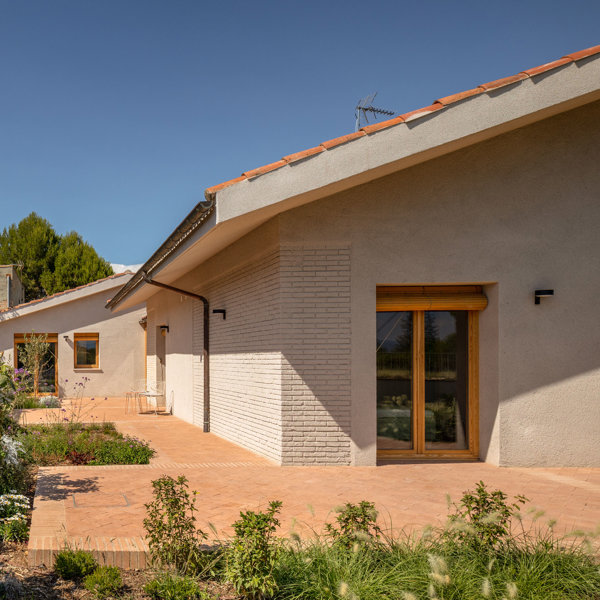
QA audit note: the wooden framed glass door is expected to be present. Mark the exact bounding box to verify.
[376,286,485,459]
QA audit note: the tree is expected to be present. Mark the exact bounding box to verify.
[0,213,113,300]
[42,231,113,295]
[0,213,59,300]
[19,332,51,398]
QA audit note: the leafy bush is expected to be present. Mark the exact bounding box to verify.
[0,493,29,541]
[54,549,98,580]
[324,501,382,549]
[144,572,211,599]
[90,435,154,464]
[144,475,207,573]
[19,423,155,466]
[446,480,528,549]
[83,566,122,598]
[225,500,282,599]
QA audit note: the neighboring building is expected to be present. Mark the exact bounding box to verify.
[0,266,25,310]
[108,45,600,467]
[0,273,145,397]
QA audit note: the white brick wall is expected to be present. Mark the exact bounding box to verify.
[280,245,352,465]
[194,248,283,463]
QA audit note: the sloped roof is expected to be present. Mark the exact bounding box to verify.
[0,273,133,321]
[205,44,600,198]
[108,44,600,311]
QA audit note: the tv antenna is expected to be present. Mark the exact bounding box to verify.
[355,92,395,131]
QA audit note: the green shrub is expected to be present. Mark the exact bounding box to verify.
[0,493,29,541]
[0,517,28,542]
[19,423,155,466]
[225,500,282,599]
[144,475,207,573]
[90,435,154,464]
[144,572,211,599]
[324,501,382,549]
[83,566,122,598]
[54,549,98,580]
[446,480,528,549]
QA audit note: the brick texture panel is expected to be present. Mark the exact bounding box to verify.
[280,245,352,465]
[194,249,283,463]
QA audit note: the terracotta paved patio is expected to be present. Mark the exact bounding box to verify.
[23,399,600,568]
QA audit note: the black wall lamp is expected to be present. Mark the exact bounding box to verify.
[212,309,226,320]
[534,289,554,305]
[159,325,170,334]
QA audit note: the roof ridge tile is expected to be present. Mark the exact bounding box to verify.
[204,43,600,198]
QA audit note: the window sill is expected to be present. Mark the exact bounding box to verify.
[73,368,103,372]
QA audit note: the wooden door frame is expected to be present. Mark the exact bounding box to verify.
[377,302,481,460]
[13,333,59,396]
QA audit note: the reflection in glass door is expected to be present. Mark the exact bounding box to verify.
[424,311,468,451]
[377,312,413,450]
[377,305,478,458]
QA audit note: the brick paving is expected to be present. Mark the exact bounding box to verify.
[25,399,600,568]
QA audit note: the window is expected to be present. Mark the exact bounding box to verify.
[376,286,486,459]
[14,333,58,394]
[74,333,99,368]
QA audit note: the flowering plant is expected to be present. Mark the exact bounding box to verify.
[0,492,29,541]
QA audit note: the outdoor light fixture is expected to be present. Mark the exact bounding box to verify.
[534,289,554,305]
[159,325,170,335]
[63,335,69,341]
[212,309,226,320]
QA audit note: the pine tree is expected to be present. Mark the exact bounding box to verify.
[0,213,113,301]
[42,231,113,295]
[0,213,59,300]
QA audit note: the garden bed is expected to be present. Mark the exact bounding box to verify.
[19,422,155,466]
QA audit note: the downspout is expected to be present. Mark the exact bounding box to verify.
[6,275,10,308]
[141,273,211,433]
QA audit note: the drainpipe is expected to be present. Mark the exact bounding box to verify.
[141,273,210,432]
[6,275,10,307]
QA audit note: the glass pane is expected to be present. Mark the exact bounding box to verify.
[424,311,468,450]
[16,341,57,394]
[76,340,97,366]
[377,312,413,450]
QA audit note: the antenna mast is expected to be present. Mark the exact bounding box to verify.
[355,92,395,131]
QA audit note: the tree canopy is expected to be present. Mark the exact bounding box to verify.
[0,213,113,301]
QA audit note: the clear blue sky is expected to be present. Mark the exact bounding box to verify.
[1,0,598,265]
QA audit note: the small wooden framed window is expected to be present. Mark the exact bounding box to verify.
[74,333,99,368]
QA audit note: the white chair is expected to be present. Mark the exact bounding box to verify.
[142,381,166,416]
[126,379,149,414]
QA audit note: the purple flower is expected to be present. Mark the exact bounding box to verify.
[61,409,66,412]
[64,379,69,383]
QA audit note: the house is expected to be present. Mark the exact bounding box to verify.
[0,273,145,398]
[107,45,600,467]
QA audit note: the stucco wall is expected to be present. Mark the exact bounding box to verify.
[0,288,145,397]
[278,100,600,467]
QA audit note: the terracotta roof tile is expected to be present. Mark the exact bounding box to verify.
[401,103,445,123]
[360,115,405,134]
[320,131,366,150]
[0,273,130,314]
[479,72,528,91]
[203,44,600,198]
[282,146,325,164]
[521,57,573,77]
[205,176,246,196]
[243,160,287,180]
[436,87,483,106]
[564,44,600,61]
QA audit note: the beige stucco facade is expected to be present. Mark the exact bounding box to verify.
[0,275,146,398]
[142,99,600,467]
